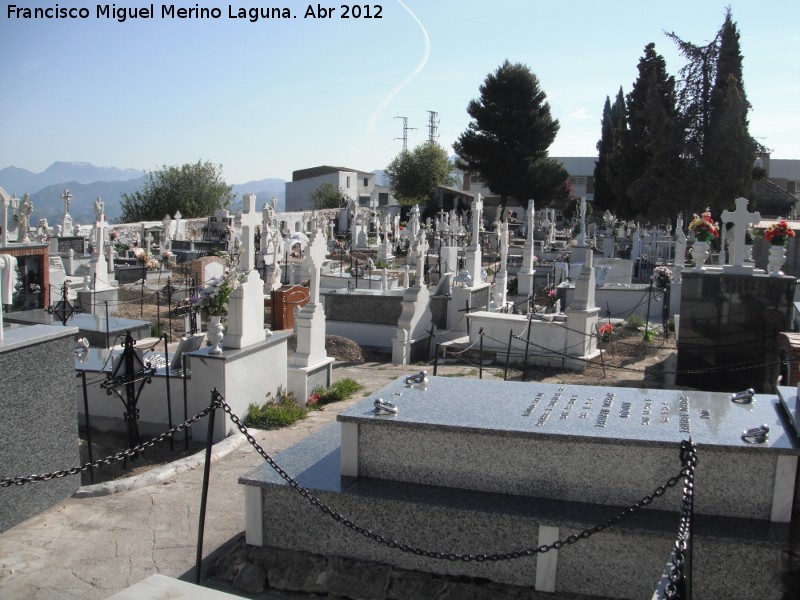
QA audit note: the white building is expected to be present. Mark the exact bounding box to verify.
[284,165,394,212]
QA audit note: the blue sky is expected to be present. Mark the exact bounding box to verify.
[1,1,798,183]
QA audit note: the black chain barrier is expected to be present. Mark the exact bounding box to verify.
[665,440,698,599]
[219,396,697,563]
[0,405,214,487]
[1,391,698,592]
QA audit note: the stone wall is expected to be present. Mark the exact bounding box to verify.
[324,294,402,326]
[0,326,80,532]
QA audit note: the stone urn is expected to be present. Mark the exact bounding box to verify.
[206,315,225,354]
[768,245,787,277]
[691,241,711,271]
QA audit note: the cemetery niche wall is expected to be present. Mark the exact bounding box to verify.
[0,326,80,532]
[676,271,796,393]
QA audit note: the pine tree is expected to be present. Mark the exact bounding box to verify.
[453,60,567,214]
[593,96,617,212]
[704,9,755,212]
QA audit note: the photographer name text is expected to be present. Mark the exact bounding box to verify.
[8,3,383,22]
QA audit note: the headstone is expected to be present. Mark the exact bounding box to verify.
[60,189,73,235]
[721,197,761,275]
[519,199,537,297]
[287,224,334,401]
[224,193,268,349]
[464,194,483,285]
[677,271,795,392]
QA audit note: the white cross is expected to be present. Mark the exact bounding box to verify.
[61,189,72,215]
[416,231,429,284]
[471,194,483,240]
[239,194,261,272]
[721,197,760,268]
[305,226,328,304]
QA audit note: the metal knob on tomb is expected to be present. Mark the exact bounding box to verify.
[741,424,769,444]
[405,370,428,387]
[373,398,398,415]
[730,388,755,404]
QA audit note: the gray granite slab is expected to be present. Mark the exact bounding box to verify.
[240,423,791,600]
[338,376,800,453]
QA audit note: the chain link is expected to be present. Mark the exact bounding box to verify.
[2,393,698,570]
[664,439,697,599]
[220,397,694,563]
[0,405,215,487]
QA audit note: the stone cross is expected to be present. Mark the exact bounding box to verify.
[61,189,72,215]
[526,199,535,243]
[415,230,429,286]
[471,194,483,242]
[305,225,328,305]
[721,197,761,269]
[239,194,261,273]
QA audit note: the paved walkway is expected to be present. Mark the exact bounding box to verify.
[0,362,481,599]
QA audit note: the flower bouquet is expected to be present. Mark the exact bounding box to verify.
[598,322,614,342]
[688,208,719,243]
[651,265,674,290]
[191,252,245,318]
[764,220,795,246]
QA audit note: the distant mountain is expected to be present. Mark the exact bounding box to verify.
[0,162,143,196]
[29,178,146,225]
[230,179,286,212]
[0,162,288,225]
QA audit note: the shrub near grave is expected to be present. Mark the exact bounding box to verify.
[245,387,305,428]
[307,378,363,409]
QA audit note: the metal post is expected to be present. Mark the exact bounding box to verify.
[140,269,146,317]
[504,329,513,380]
[105,301,110,349]
[644,280,653,344]
[182,354,189,451]
[163,334,174,451]
[195,390,219,584]
[479,328,484,379]
[521,313,533,382]
[78,371,94,484]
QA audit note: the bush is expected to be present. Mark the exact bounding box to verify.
[625,314,646,330]
[310,378,363,407]
[244,387,305,429]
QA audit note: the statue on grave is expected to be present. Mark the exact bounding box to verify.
[94,197,105,221]
[17,193,33,242]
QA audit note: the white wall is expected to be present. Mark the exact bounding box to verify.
[285,172,360,212]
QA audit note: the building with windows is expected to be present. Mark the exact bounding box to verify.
[284,165,394,212]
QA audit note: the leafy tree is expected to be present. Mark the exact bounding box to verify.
[453,60,567,214]
[120,161,233,222]
[310,182,349,210]
[386,142,455,208]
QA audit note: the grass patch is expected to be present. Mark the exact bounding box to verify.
[308,378,363,408]
[244,387,305,429]
[438,369,478,378]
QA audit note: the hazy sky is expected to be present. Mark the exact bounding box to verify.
[2,1,798,183]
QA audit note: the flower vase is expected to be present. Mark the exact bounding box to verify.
[768,245,787,277]
[691,241,711,271]
[206,315,225,354]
